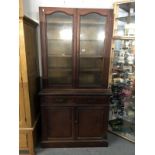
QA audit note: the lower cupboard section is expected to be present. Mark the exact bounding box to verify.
[41,105,109,147]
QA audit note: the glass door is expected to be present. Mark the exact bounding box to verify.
[78,11,107,87]
[40,8,113,88]
[46,12,73,86]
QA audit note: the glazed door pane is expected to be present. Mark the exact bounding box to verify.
[79,13,107,87]
[46,12,73,85]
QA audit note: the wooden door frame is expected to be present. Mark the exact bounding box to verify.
[76,9,113,88]
[39,7,77,88]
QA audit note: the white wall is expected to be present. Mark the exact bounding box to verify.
[23,0,116,76]
[23,0,115,22]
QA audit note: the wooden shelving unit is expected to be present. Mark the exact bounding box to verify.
[108,0,135,143]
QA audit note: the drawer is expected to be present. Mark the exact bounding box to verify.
[76,96,109,105]
[41,96,75,105]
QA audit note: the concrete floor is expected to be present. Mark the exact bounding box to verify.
[36,133,135,155]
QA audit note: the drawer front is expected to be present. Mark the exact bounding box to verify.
[41,96,75,106]
[76,96,109,105]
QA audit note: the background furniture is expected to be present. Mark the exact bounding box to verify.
[108,0,135,142]
[39,7,113,147]
[19,0,40,154]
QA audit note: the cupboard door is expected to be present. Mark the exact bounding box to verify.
[41,107,74,140]
[40,8,76,87]
[76,107,107,139]
[77,9,113,88]
[47,13,73,85]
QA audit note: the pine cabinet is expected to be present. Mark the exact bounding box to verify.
[39,7,113,147]
[19,16,40,155]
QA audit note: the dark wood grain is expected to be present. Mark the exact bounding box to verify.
[40,92,110,147]
[42,107,74,140]
[39,7,113,148]
[39,7,48,81]
[76,107,106,139]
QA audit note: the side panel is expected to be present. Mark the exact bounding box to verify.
[23,18,40,126]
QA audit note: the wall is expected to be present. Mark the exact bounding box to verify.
[23,0,115,22]
[23,0,116,76]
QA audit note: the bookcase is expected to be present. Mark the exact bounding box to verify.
[39,7,113,147]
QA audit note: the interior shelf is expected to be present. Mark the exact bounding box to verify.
[80,53,103,59]
[80,69,102,72]
[48,68,72,71]
[47,39,73,41]
[116,15,135,22]
[113,36,135,40]
[48,54,72,58]
[80,39,105,41]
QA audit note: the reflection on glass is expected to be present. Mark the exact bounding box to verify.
[79,13,106,87]
[97,31,105,41]
[46,12,73,85]
[59,29,72,40]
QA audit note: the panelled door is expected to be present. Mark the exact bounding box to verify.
[75,107,107,139]
[41,107,74,141]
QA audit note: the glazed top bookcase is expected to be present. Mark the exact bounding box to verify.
[39,7,113,148]
[39,8,113,88]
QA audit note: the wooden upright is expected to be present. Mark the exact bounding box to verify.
[19,0,40,154]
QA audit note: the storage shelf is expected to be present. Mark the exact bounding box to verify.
[48,68,72,71]
[113,36,135,40]
[80,55,103,58]
[80,39,104,41]
[47,39,72,41]
[116,15,135,22]
[80,69,102,72]
[48,54,72,58]
[81,22,106,25]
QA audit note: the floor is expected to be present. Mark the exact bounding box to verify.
[36,133,135,155]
